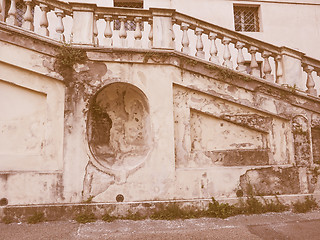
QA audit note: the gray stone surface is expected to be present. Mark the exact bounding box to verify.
[1,211,320,240]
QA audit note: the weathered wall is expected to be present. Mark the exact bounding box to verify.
[1,24,320,205]
[62,61,176,203]
[60,48,320,203]
[0,37,65,204]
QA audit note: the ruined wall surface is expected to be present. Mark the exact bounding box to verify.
[2,27,320,205]
[0,37,65,204]
[62,61,176,203]
[60,49,320,203]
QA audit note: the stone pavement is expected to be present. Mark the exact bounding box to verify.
[1,211,320,240]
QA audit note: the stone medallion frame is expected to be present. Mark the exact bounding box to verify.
[86,82,152,184]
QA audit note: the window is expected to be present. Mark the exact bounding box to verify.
[234,5,260,32]
[114,0,143,9]
[114,0,143,31]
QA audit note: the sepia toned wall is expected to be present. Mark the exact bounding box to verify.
[1,1,320,205]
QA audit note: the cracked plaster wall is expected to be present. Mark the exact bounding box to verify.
[2,35,320,204]
[172,68,320,198]
[0,42,65,205]
[62,62,176,203]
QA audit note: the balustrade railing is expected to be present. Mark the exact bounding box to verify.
[1,0,320,97]
[1,0,72,40]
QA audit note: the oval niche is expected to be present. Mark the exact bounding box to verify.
[87,83,151,181]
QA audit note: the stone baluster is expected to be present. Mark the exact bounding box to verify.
[304,65,317,96]
[195,27,205,59]
[180,22,190,54]
[39,4,49,36]
[249,46,260,77]
[148,18,153,48]
[118,16,127,47]
[55,8,65,42]
[0,1,3,21]
[236,41,246,73]
[6,0,17,25]
[104,15,113,47]
[262,51,274,81]
[134,17,142,48]
[93,14,99,46]
[209,32,219,64]
[0,1,3,22]
[22,0,34,31]
[275,55,284,84]
[171,19,175,43]
[222,37,232,68]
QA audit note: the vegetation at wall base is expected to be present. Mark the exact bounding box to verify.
[75,212,97,223]
[292,196,318,213]
[27,212,45,224]
[1,196,319,224]
[1,216,14,224]
[101,213,118,222]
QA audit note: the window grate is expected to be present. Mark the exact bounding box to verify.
[114,1,144,31]
[234,6,259,32]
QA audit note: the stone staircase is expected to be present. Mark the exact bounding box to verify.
[1,0,320,207]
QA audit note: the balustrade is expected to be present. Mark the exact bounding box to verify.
[1,0,72,40]
[1,0,320,97]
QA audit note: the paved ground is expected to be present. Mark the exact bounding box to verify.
[1,211,320,240]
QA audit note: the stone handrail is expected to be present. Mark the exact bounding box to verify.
[1,0,320,97]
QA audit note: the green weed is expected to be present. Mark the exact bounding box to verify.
[27,212,45,224]
[123,211,146,221]
[1,216,14,224]
[75,212,97,224]
[56,43,87,69]
[206,198,237,218]
[293,196,318,213]
[101,212,117,222]
[150,203,200,220]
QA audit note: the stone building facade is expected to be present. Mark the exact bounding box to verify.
[1,0,320,206]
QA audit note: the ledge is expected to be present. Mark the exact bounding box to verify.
[0,194,317,222]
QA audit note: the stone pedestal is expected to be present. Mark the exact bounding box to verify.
[71,3,96,45]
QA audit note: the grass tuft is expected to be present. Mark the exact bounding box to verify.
[293,196,318,213]
[75,212,97,224]
[27,212,45,224]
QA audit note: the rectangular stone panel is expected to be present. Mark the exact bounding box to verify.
[190,110,267,152]
[0,80,46,169]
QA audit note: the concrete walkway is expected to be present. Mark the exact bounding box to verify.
[1,211,320,240]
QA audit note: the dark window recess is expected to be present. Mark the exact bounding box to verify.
[234,6,260,32]
[114,1,144,31]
